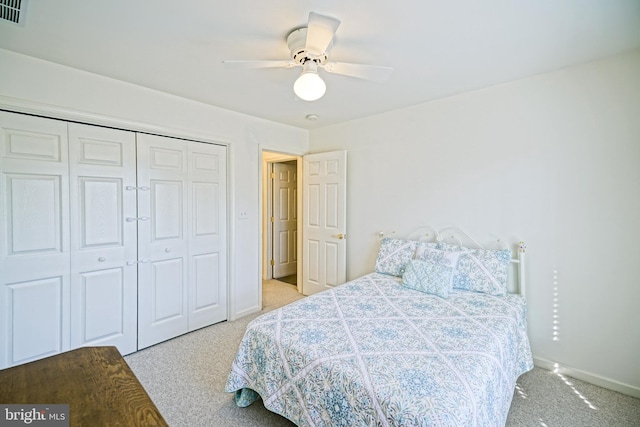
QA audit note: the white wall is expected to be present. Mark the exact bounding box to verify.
[309,49,640,394]
[0,48,309,321]
[3,45,639,395]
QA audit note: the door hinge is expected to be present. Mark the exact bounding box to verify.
[270,259,275,266]
[270,172,275,179]
[270,216,274,222]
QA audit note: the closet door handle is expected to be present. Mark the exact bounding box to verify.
[127,259,151,266]
[126,216,149,222]
[126,186,150,191]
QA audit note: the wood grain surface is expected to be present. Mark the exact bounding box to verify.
[0,346,168,426]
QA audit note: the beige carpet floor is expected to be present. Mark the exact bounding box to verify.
[125,280,640,426]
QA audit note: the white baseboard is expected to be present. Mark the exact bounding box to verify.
[534,356,640,399]
[232,305,261,321]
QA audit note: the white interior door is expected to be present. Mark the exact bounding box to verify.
[302,151,347,295]
[68,123,138,355]
[0,112,71,368]
[137,134,227,349]
[272,162,297,278]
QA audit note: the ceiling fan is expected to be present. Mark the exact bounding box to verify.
[222,12,393,101]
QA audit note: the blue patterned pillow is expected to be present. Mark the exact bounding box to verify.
[438,243,511,295]
[374,238,417,277]
[401,258,455,298]
[414,245,463,288]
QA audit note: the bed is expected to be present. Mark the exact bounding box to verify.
[226,227,534,426]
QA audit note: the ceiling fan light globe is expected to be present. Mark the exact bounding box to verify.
[294,71,326,101]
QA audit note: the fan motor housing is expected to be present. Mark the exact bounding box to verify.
[287,28,330,65]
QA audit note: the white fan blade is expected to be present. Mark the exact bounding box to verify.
[222,60,296,69]
[305,12,340,55]
[322,62,393,82]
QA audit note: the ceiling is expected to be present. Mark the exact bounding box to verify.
[1,1,640,130]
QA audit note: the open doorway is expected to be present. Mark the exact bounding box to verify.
[262,151,301,291]
[261,149,347,299]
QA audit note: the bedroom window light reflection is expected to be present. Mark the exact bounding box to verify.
[552,270,560,342]
[553,363,598,410]
[514,382,528,399]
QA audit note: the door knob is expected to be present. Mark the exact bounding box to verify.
[332,233,346,240]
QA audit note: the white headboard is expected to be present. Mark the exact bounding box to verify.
[380,226,526,296]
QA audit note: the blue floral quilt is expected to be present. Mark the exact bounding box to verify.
[225,273,533,426]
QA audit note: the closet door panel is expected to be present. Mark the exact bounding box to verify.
[4,174,63,261]
[69,123,137,355]
[188,143,227,330]
[8,277,66,365]
[79,177,122,247]
[2,127,62,162]
[150,258,185,321]
[0,112,70,368]
[77,268,125,342]
[137,134,189,349]
[151,180,184,240]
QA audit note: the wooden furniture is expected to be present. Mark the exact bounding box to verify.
[0,346,168,426]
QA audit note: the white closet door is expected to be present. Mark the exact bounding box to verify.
[0,112,71,368]
[137,134,227,349]
[68,123,138,355]
[1,112,228,364]
[187,142,227,330]
[137,134,189,349]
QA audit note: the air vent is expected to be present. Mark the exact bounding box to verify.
[0,0,26,25]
